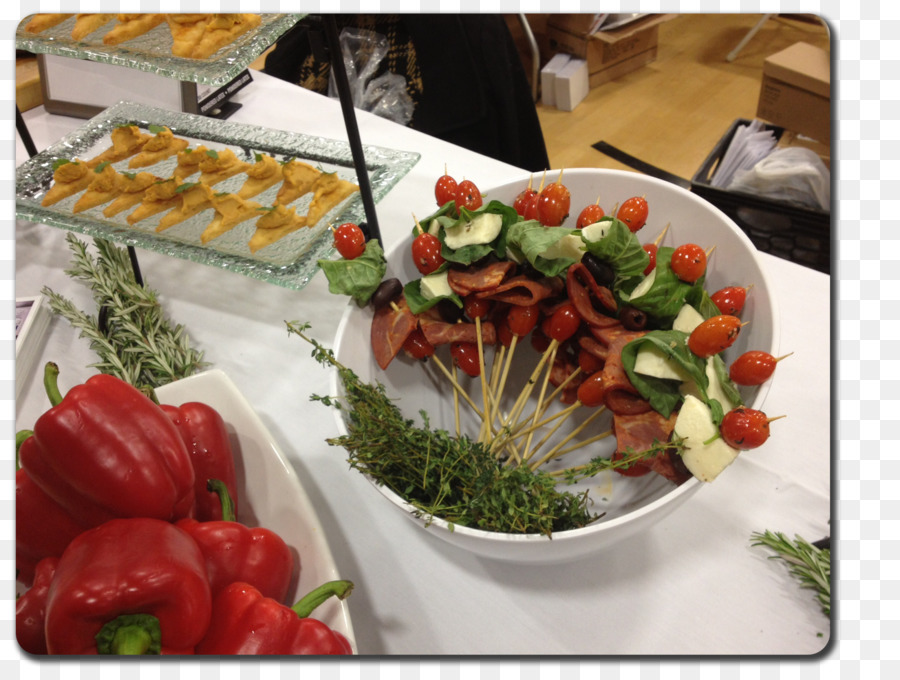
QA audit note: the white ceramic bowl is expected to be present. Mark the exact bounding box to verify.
[332,168,779,563]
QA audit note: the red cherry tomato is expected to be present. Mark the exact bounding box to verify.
[455,179,483,212]
[711,286,748,316]
[688,315,743,358]
[720,407,773,450]
[611,451,652,477]
[575,372,605,407]
[577,348,604,375]
[497,317,514,347]
[576,203,605,229]
[435,173,458,207]
[507,304,540,337]
[523,191,541,221]
[729,350,784,386]
[333,222,365,260]
[450,341,481,377]
[670,243,707,283]
[536,181,571,227]
[616,196,649,232]
[546,302,581,342]
[642,243,658,275]
[402,329,435,360]
[463,295,491,320]
[513,187,538,216]
[530,326,551,353]
[411,232,445,275]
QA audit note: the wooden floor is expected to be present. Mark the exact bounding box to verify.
[535,14,831,181]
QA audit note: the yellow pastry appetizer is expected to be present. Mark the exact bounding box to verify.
[191,14,261,59]
[72,162,122,213]
[248,204,308,254]
[23,14,74,34]
[103,172,160,218]
[128,126,189,169]
[41,159,94,207]
[71,14,115,41]
[200,192,262,244]
[102,14,167,45]
[167,14,211,58]
[275,159,321,206]
[156,182,215,232]
[236,153,283,199]
[197,148,249,186]
[173,145,210,180]
[86,125,153,168]
[126,177,182,225]
[305,172,360,226]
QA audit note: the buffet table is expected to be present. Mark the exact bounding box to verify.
[14,69,831,656]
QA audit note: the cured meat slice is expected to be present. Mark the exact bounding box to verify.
[419,318,496,348]
[371,297,417,370]
[613,411,691,484]
[566,263,619,329]
[447,261,514,296]
[577,335,608,365]
[597,325,652,415]
[475,275,560,306]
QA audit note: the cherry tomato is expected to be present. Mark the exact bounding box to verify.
[411,232,445,275]
[455,179,483,212]
[729,350,785,386]
[576,202,605,229]
[402,329,435,360]
[575,372,605,407]
[670,243,707,283]
[577,348,604,375]
[497,317,514,347]
[616,196,649,232]
[507,304,540,337]
[450,341,481,377]
[611,451,652,477]
[513,187,538,216]
[688,314,743,358]
[434,173,458,207]
[546,302,581,342]
[530,326,551,353]
[523,192,541,221]
[536,181,571,227]
[463,295,491,320]
[711,286,748,316]
[333,222,365,259]
[720,407,772,450]
[642,243,658,275]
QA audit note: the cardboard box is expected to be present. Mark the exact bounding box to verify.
[540,53,572,107]
[546,14,673,86]
[756,41,831,144]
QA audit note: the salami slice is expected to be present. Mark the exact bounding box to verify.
[613,411,691,484]
[447,261,515,296]
[598,326,652,415]
[475,275,560,306]
[566,263,619,329]
[419,318,497,347]
[371,296,417,370]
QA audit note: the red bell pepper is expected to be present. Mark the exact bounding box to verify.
[15,467,87,587]
[176,479,295,603]
[16,556,59,655]
[44,517,212,655]
[19,363,195,528]
[160,401,239,521]
[195,580,354,655]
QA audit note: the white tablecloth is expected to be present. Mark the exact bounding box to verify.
[15,70,831,655]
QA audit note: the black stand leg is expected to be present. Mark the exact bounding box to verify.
[16,106,39,158]
[322,15,382,245]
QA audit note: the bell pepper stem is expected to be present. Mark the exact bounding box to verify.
[15,430,33,470]
[43,362,63,407]
[292,580,354,619]
[95,613,162,655]
[206,478,237,522]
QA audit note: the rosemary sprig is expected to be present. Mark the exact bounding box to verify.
[41,234,208,392]
[751,530,831,616]
[288,320,678,536]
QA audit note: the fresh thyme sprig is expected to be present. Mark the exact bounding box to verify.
[41,234,208,392]
[751,530,831,616]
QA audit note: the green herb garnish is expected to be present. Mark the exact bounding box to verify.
[751,531,831,616]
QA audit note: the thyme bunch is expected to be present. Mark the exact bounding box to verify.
[41,233,208,391]
[751,530,831,616]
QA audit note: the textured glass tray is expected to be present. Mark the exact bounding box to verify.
[15,101,420,290]
[16,13,303,86]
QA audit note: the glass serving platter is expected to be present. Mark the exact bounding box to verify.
[15,101,420,290]
[16,13,304,87]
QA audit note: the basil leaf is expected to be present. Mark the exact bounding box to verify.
[318,239,387,306]
[506,221,580,277]
[403,279,462,315]
[583,218,649,279]
[626,247,697,325]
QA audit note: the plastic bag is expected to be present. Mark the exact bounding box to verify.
[327,27,415,126]
[728,147,830,212]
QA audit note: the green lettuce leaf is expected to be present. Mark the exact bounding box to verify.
[403,278,462,315]
[318,239,387,307]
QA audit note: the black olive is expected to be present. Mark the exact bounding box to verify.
[438,298,464,324]
[581,253,615,288]
[371,277,402,309]
[620,305,648,331]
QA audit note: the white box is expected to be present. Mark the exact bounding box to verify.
[16,295,52,400]
[540,53,572,108]
[554,58,590,111]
